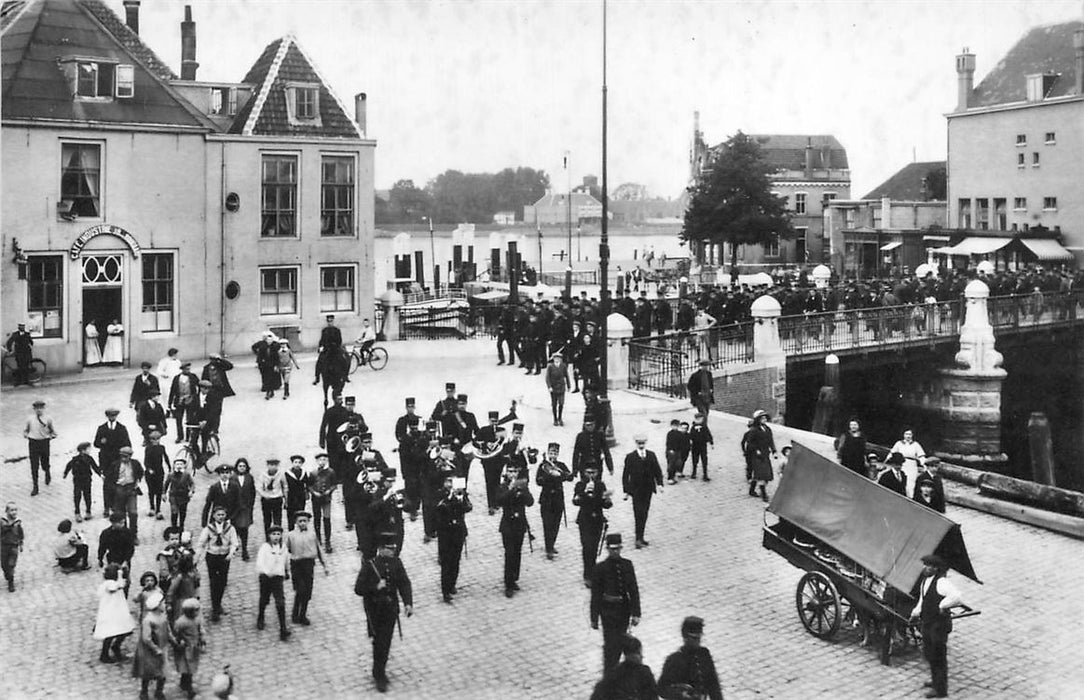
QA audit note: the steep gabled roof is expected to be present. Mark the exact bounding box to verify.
[863,161,946,200]
[1,0,208,128]
[972,20,1083,107]
[530,191,602,209]
[229,35,362,139]
[746,134,849,171]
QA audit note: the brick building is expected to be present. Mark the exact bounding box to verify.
[1,0,374,373]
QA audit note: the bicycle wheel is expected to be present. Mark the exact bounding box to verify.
[368,347,388,371]
[28,359,47,383]
[177,445,197,475]
[202,435,220,474]
[348,351,361,375]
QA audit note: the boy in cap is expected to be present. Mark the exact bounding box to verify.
[307,453,338,552]
[94,408,132,516]
[143,431,166,520]
[664,420,684,484]
[688,413,714,481]
[1,503,25,591]
[545,352,571,426]
[535,441,573,559]
[24,399,57,496]
[196,504,239,622]
[590,533,641,672]
[164,459,194,529]
[129,360,161,408]
[657,616,723,700]
[259,458,287,539]
[910,554,963,698]
[255,525,291,640]
[286,511,327,625]
[284,456,309,530]
[64,441,101,521]
[354,532,413,693]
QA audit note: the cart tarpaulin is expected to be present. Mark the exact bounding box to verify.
[768,442,980,592]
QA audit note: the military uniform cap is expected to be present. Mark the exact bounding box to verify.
[445,382,456,391]
[512,422,524,432]
[488,410,499,419]
[405,397,416,407]
[359,432,373,441]
[456,393,468,402]
[148,431,162,440]
[344,395,356,404]
[378,532,398,547]
[605,533,622,546]
[425,420,439,430]
[547,441,560,451]
[681,616,705,635]
[381,467,397,479]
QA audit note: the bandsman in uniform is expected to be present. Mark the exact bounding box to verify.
[441,394,479,479]
[430,382,458,423]
[318,392,350,476]
[354,532,413,694]
[394,398,422,520]
[573,463,613,587]
[573,418,614,478]
[590,533,641,672]
[497,463,535,598]
[500,422,537,482]
[421,433,455,543]
[657,616,724,700]
[434,473,472,603]
[590,634,658,700]
[535,441,573,560]
[475,412,509,515]
[364,468,405,558]
[351,434,388,556]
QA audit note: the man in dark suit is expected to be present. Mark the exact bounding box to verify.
[877,452,908,496]
[202,464,241,527]
[590,533,641,672]
[93,408,131,517]
[136,392,168,442]
[686,359,715,416]
[168,361,200,442]
[129,361,160,408]
[622,435,664,549]
[201,353,235,398]
[314,314,344,384]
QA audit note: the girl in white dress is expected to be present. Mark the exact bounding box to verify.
[103,319,124,365]
[84,321,103,366]
[93,564,135,663]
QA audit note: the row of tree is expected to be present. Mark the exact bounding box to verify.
[376,167,550,225]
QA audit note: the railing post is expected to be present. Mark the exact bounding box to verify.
[751,295,783,363]
[607,312,633,391]
[378,288,405,341]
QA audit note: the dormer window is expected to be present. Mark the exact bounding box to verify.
[285,82,321,126]
[1025,73,1058,102]
[63,58,134,100]
[209,86,237,116]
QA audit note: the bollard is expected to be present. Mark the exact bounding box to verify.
[1027,412,1056,486]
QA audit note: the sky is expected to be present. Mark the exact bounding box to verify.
[128,0,1082,199]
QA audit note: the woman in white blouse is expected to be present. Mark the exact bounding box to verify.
[103,319,124,365]
[84,320,102,366]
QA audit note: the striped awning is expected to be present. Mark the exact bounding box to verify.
[935,237,1013,256]
[879,241,902,251]
[1020,239,1074,261]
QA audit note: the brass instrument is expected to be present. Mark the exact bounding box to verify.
[356,468,381,494]
[472,435,506,460]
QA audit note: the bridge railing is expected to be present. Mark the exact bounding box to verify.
[987,290,1084,329]
[778,301,963,355]
[628,340,691,398]
[626,323,754,396]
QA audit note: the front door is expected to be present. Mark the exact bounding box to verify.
[81,253,125,367]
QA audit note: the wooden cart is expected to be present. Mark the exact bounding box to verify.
[763,443,981,664]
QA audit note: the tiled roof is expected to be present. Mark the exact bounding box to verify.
[707,134,849,171]
[530,192,602,209]
[229,35,362,139]
[1,0,206,127]
[863,161,946,200]
[972,21,1083,107]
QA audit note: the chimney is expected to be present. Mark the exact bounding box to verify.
[881,196,892,230]
[354,92,367,135]
[1074,26,1084,96]
[180,6,198,81]
[804,137,814,178]
[955,48,976,111]
[123,0,140,34]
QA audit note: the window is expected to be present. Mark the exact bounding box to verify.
[321,156,354,236]
[958,199,971,228]
[1032,152,1040,167]
[27,256,63,338]
[61,143,102,218]
[1043,197,1058,211]
[844,209,856,228]
[766,235,780,257]
[261,155,297,237]
[285,82,321,125]
[141,253,174,332]
[209,87,237,116]
[993,199,1007,230]
[260,267,298,315]
[1017,153,1025,167]
[320,265,355,312]
[115,65,134,98]
[1015,134,1027,146]
[822,192,837,205]
[296,88,317,119]
[71,60,131,98]
[794,193,807,215]
[1013,197,1027,211]
[1045,132,1056,144]
[975,198,989,230]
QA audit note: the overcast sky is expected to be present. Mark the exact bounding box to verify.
[129,0,1081,199]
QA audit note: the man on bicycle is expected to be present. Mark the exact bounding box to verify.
[355,319,377,364]
[186,380,222,462]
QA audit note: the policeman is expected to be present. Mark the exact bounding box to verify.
[590,533,641,672]
[535,442,573,559]
[314,314,343,385]
[497,464,535,598]
[434,474,472,603]
[657,616,724,700]
[354,532,413,694]
[573,464,613,587]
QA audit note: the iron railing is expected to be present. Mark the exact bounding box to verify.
[986,291,1083,330]
[777,301,962,356]
[539,270,599,287]
[628,340,692,398]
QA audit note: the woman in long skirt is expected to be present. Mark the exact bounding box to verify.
[252,331,282,399]
[740,409,777,502]
[93,564,135,663]
[103,319,124,365]
[133,590,173,700]
[84,321,103,366]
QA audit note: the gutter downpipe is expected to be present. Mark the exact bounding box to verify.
[219,142,226,354]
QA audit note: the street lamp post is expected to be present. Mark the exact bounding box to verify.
[599,0,614,446]
[564,150,573,301]
[423,216,436,292]
[537,225,543,284]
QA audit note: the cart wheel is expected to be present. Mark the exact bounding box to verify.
[796,571,843,639]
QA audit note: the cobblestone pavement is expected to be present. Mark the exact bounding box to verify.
[1,339,1083,699]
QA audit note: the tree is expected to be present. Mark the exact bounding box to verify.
[386,179,432,224]
[681,131,793,283]
[613,183,649,201]
[492,167,550,221]
[922,166,947,201]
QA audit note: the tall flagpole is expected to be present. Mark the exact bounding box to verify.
[599,0,614,446]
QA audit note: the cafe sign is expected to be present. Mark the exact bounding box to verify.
[70,224,142,259]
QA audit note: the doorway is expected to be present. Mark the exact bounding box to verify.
[83,287,122,367]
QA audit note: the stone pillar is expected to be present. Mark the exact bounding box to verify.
[606,312,633,391]
[936,280,1008,470]
[378,288,405,341]
[750,294,787,421]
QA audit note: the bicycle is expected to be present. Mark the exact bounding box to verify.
[176,425,220,475]
[1,350,47,385]
[347,343,388,374]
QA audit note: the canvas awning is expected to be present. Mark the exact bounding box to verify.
[879,241,902,251]
[472,290,509,301]
[938,237,1013,256]
[768,443,980,592]
[1020,239,1074,261]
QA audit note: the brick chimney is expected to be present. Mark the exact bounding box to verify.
[123,0,139,34]
[1074,25,1084,95]
[804,137,814,178]
[956,48,976,111]
[180,6,198,81]
[354,93,367,135]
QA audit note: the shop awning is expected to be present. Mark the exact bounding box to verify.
[879,241,902,251]
[1020,239,1074,261]
[948,237,1014,256]
[923,234,950,242]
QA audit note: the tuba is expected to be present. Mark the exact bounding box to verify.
[472,434,506,460]
[343,434,362,454]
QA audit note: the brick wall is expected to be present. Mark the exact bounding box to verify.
[713,361,787,420]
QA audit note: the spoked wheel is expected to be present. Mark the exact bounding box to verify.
[348,352,361,375]
[367,347,388,371]
[796,571,844,639]
[27,359,47,383]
